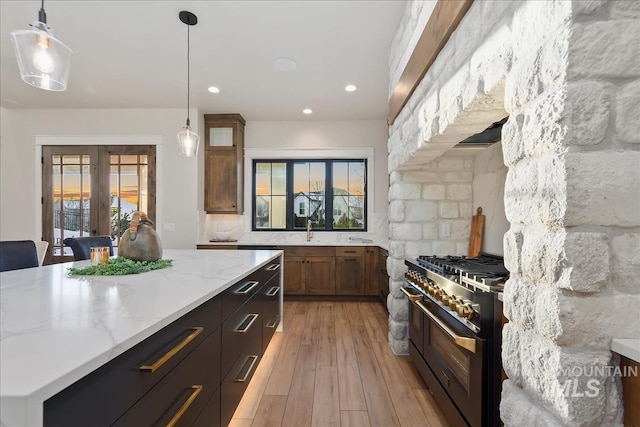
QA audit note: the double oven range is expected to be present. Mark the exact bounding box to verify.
[402,254,507,427]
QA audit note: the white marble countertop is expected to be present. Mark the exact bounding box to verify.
[0,249,281,427]
[611,339,640,363]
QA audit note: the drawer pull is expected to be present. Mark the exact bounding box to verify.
[139,327,204,372]
[234,313,259,333]
[342,258,357,262]
[234,280,260,295]
[166,385,203,427]
[266,286,280,297]
[234,355,259,383]
[266,263,280,271]
[343,250,357,253]
[266,315,280,328]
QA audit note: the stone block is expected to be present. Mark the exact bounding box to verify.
[455,242,468,255]
[459,202,473,218]
[503,227,523,274]
[511,0,571,59]
[501,113,524,167]
[447,183,472,201]
[444,171,473,183]
[564,151,640,227]
[432,241,456,256]
[616,80,640,144]
[450,220,471,239]
[556,232,609,292]
[389,223,423,241]
[611,0,640,19]
[388,295,409,322]
[439,202,459,219]
[500,380,566,427]
[389,241,405,259]
[569,20,640,79]
[572,0,608,16]
[405,241,432,260]
[387,258,407,280]
[388,182,422,201]
[470,24,513,96]
[388,333,408,355]
[611,233,640,293]
[388,317,407,341]
[388,201,405,222]
[388,279,405,299]
[564,81,611,146]
[423,223,438,240]
[422,184,445,200]
[405,200,438,222]
[402,170,440,183]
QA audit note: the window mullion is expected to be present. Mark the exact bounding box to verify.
[325,160,333,231]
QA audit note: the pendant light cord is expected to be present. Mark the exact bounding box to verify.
[39,0,47,24]
[186,22,191,127]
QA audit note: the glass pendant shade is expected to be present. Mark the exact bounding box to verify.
[177,125,200,157]
[10,22,72,91]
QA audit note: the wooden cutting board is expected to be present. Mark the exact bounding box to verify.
[468,207,485,258]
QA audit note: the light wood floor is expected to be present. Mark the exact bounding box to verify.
[230,299,450,427]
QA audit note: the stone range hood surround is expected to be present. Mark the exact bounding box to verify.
[387,1,640,426]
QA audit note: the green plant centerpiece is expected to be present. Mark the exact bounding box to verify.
[68,256,172,276]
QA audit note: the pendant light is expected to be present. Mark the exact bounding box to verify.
[10,0,72,91]
[177,11,200,157]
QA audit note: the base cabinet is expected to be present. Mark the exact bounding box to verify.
[44,259,281,427]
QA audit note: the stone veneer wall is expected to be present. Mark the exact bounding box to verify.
[387,1,640,426]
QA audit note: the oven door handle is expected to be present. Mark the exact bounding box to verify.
[400,286,422,302]
[416,300,477,354]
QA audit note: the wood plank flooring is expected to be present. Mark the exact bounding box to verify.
[230,300,450,427]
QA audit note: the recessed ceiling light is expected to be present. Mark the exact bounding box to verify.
[207,86,220,93]
[273,57,297,72]
[302,108,313,115]
[345,84,357,92]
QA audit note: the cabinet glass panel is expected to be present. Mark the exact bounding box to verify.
[209,127,234,147]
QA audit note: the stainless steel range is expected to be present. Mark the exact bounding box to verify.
[402,254,506,427]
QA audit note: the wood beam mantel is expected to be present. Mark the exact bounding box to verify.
[387,0,473,126]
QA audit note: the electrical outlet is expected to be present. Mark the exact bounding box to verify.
[163,223,175,232]
[439,223,450,237]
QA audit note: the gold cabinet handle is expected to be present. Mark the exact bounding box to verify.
[266,263,280,271]
[166,385,203,427]
[234,355,259,383]
[266,315,280,328]
[234,313,259,333]
[415,300,477,353]
[400,286,422,302]
[266,286,280,297]
[234,281,260,295]
[139,327,204,372]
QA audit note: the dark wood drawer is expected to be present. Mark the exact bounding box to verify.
[44,297,221,427]
[192,386,221,427]
[221,297,262,378]
[112,327,221,427]
[260,274,281,352]
[263,260,281,283]
[336,246,365,257]
[281,245,335,257]
[222,268,263,320]
[221,338,262,427]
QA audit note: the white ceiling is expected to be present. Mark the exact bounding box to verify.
[0,0,407,121]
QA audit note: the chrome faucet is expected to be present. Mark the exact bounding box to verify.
[306,219,313,242]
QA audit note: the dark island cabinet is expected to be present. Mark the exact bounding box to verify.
[43,259,282,427]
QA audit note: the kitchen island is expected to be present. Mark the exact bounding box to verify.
[0,249,283,427]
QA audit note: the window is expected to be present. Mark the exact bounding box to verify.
[253,159,367,231]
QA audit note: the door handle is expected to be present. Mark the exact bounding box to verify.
[92,229,97,235]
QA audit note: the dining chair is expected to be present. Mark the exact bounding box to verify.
[0,240,40,272]
[63,236,114,261]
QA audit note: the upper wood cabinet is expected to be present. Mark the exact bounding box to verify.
[204,113,245,214]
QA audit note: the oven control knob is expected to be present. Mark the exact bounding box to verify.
[457,304,474,320]
[448,297,461,311]
[441,294,451,304]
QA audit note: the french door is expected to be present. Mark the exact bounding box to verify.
[42,145,156,264]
